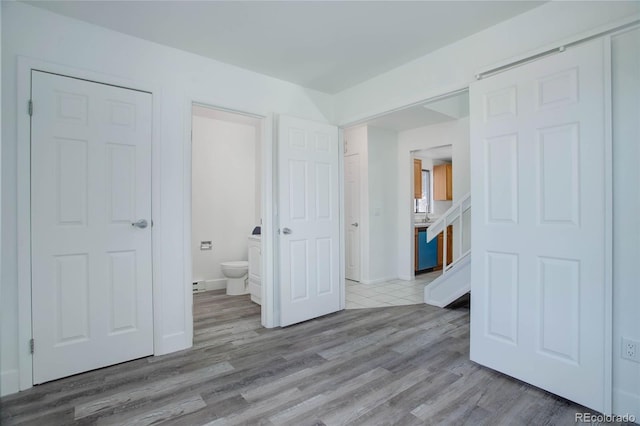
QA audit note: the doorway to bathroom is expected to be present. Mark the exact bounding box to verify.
[190,104,264,328]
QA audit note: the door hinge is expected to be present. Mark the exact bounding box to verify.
[29,338,34,354]
[28,100,33,116]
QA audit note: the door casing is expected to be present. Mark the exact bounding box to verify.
[16,57,165,391]
[345,153,361,282]
[185,102,278,328]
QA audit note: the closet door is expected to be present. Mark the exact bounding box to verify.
[31,71,153,384]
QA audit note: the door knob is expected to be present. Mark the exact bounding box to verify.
[282,227,292,235]
[131,219,148,229]
[351,222,359,227]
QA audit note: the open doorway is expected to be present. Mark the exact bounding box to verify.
[342,91,469,309]
[190,104,263,335]
[413,145,452,275]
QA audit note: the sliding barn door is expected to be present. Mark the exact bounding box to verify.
[278,115,341,326]
[470,39,609,412]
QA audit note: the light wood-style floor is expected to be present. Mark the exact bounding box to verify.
[1,290,600,425]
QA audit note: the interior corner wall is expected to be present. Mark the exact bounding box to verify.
[451,118,470,200]
[396,119,469,281]
[366,127,398,283]
[0,1,333,396]
[334,1,640,125]
[611,27,640,419]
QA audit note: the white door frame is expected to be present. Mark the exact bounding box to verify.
[344,152,362,282]
[16,57,164,391]
[184,100,277,328]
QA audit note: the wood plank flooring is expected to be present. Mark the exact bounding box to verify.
[1,290,602,425]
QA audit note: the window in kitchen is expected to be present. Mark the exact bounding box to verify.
[415,170,430,213]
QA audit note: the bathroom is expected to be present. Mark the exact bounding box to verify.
[191,104,262,306]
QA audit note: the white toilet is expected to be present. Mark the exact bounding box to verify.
[220,261,249,295]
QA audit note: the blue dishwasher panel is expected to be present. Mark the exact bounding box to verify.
[418,229,438,270]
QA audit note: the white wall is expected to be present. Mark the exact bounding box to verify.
[397,119,469,280]
[1,1,333,396]
[611,27,640,419]
[366,127,398,283]
[335,1,639,125]
[191,114,259,286]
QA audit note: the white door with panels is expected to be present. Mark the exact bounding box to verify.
[278,115,341,326]
[470,39,608,411]
[31,71,154,384]
[345,154,361,282]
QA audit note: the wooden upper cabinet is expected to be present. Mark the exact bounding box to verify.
[413,159,422,199]
[433,163,452,201]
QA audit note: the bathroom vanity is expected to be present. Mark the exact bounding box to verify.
[248,235,261,305]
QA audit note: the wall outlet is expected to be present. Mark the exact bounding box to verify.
[622,338,640,363]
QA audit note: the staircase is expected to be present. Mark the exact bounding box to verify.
[424,193,471,308]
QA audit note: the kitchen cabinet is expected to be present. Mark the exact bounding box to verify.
[414,227,438,272]
[413,158,422,199]
[436,225,454,269]
[433,163,452,201]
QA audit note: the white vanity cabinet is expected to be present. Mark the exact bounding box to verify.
[248,235,261,305]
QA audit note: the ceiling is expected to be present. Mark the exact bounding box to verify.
[415,146,453,161]
[24,1,544,94]
[192,104,261,128]
[365,91,469,132]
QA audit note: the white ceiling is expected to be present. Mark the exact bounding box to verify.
[24,1,544,94]
[415,146,453,161]
[192,104,261,128]
[365,91,469,132]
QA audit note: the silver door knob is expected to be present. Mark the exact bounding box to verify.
[131,219,148,229]
[282,227,292,235]
[351,222,359,227]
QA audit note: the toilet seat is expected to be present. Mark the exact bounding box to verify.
[221,261,248,269]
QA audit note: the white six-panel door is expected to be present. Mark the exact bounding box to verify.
[278,115,341,326]
[470,39,608,411]
[345,153,361,282]
[31,71,153,384]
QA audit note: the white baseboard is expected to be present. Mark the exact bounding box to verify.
[192,278,227,293]
[397,274,413,281]
[1,369,20,397]
[613,388,640,419]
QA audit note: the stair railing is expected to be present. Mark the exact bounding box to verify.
[426,192,471,276]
